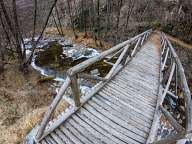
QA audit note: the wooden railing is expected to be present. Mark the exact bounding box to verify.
[34,29,152,142]
[147,32,192,144]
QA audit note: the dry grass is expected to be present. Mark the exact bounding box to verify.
[0,107,47,144]
[53,100,69,118]
[0,63,55,144]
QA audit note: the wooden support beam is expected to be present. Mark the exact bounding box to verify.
[103,60,114,66]
[105,45,129,79]
[175,64,178,96]
[160,105,184,133]
[160,62,176,104]
[106,48,123,61]
[70,75,81,107]
[140,33,146,46]
[161,64,172,85]
[163,89,178,99]
[161,47,170,71]
[36,77,71,140]
[131,37,141,57]
[78,73,107,81]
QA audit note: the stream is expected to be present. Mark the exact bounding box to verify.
[24,36,109,95]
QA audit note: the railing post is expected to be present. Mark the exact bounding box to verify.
[140,33,146,46]
[70,74,81,107]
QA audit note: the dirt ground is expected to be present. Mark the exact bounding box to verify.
[0,62,58,144]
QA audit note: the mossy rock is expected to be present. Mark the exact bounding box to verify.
[38,76,54,83]
[35,41,63,68]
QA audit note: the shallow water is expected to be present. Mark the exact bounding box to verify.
[24,36,103,95]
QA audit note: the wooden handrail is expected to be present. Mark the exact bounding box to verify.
[35,77,71,140]
[147,32,192,143]
[164,33,192,131]
[67,29,152,76]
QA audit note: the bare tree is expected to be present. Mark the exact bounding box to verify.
[67,0,77,38]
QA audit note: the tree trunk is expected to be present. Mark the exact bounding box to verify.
[67,0,77,38]
[115,0,123,44]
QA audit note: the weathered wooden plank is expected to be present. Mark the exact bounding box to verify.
[60,125,82,144]
[140,33,147,46]
[115,76,158,95]
[105,81,157,104]
[97,92,153,124]
[98,91,153,124]
[50,133,64,144]
[120,70,159,84]
[64,122,92,144]
[65,122,93,144]
[68,118,104,144]
[101,86,155,114]
[92,96,150,133]
[104,85,156,112]
[54,129,73,144]
[45,136,57,144]
[72,114,120,144]
[85,102,147,140]
[81,106,138,144]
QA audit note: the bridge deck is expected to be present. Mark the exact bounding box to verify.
[40,35,161,144]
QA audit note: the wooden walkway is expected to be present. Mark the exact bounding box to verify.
[37,34,160,144]
[26,30,192,144]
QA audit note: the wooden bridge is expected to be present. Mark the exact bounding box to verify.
[26,30,192,144]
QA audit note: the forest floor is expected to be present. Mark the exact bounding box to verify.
[0,61,59,144]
